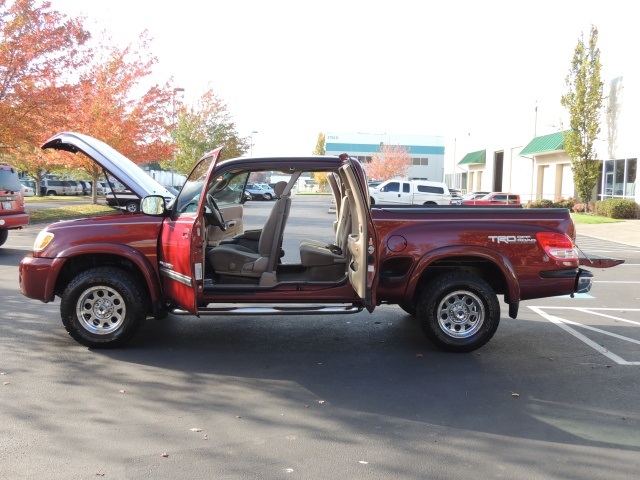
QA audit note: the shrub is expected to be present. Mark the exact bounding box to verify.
[525,197,576,210]
[573,202,595,213]
[526,199,554,208]
[595,199,639,219]
[555,197,576,210]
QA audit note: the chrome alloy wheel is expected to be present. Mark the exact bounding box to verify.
[437,290,485,339]
[76,286,126,335]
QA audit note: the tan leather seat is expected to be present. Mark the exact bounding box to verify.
[299,188,352,266]
[207,181,291,284]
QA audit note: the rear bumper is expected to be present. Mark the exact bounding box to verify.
[0,212,29,229]
[540,268,593,294]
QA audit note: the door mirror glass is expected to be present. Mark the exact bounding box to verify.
[141,195,166,215]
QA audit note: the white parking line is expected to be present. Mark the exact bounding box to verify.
[528,306,640,366]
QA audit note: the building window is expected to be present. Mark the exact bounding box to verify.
[626,158,637,196]
[602,158,637,199]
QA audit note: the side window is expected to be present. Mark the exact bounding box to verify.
[403,183,410,193]
[385,182,400,193]
[417,185,445,194]
[211,173,249,206]
[494,195,506,202]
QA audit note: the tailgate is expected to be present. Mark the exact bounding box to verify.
[578,252,625,268]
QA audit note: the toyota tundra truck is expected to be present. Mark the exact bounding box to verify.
[18,132,622,352]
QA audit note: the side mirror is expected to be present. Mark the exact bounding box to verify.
[141,195,166,216]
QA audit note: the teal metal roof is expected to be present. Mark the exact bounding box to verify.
[458,149,486,165]
[520,131,567,156]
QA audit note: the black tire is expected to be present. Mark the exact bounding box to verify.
[423,201,436,205]
[0,229,8,247]
[47,190,56,196]
[370,197,375,205]
[263,193,273,201]
[417,272,500,352]
[60,267,148,348]
[398,302,416,316]
[125,201,139,213]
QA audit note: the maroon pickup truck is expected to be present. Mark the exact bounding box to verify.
[19,132,622,352]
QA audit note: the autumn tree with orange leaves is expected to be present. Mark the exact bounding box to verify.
[1,1,176,201]
[0,0,91,192]
[62,33,174,202]
[366,144,412,181]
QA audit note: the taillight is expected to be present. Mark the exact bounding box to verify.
[536,232,578,261]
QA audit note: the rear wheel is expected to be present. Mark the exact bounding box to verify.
[263,193,273,201]
[417,272,500,352]
[0,229,8,247]
[60,267,148,348]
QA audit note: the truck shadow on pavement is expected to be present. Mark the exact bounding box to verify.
[86,308,640,454]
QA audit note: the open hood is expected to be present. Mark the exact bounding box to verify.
[42,132,173,200]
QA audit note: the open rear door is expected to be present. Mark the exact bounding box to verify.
[341,160,378,312]
[158,148,223,314]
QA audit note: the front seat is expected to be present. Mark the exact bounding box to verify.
[218,181,288,253]
[207,180,292,286]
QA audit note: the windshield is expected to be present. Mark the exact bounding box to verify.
[0,169,21,191]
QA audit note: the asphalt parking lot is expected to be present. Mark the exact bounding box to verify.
[1,196,639,479]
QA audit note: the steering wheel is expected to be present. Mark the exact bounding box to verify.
[206,194,227,231]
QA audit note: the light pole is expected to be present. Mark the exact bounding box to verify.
[171,87,185,187]
[250,131,258,157]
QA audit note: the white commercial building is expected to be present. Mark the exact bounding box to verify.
[325,132,445,182]
[450,74,639,204]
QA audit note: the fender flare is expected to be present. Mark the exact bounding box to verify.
[403,244,520,305]
[46,243,163,303]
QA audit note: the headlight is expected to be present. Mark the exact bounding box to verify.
[33,230,54,252]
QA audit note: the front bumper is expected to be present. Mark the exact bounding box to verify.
[19,255,60,302]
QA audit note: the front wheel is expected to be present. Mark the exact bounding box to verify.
[60,267,148,348]
[398,302,416,316]
[125,200,139,213]
[0,229,8,247]
[263,193,273,201]
[417,272,500,352]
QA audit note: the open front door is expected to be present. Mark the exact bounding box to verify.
[341,161,378,312]
[158,148,222,314]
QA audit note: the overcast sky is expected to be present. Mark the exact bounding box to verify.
[52,0,636,166]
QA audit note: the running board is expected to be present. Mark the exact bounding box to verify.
[170,304,364,316]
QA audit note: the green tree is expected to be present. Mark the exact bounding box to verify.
[312,132,325,155]
[561,25,603,210]
[168,86,248,175]
[311,132,328,190]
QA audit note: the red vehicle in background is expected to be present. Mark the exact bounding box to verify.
[0,163,29,247]
[461,192,521,206]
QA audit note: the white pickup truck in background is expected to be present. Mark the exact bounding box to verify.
[369,179,452,205]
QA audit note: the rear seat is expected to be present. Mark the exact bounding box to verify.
[299,189,352,266]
